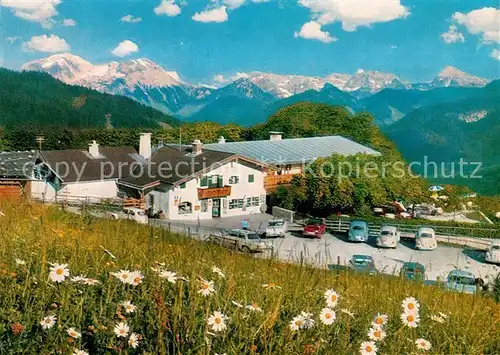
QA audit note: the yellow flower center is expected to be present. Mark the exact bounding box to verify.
[325,313,331,319]
[374,331,381,338]
[331,295,337,302]
[56,269,64,275]
[366,346,373,352]
[407,314,414,322]
[202,284,209,290]
[121,274,128,279]
[375,318,383,325]
[120,329,125,334]
[215,318,221,324]
[408,303,415,310]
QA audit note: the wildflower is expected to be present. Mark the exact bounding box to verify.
[129,271,144,286]
[430,314,445,324]
[212,266,225,278]
[15,259,26,266]
[83,278,100,285]
[402,297,420,313]
[360,341,378,355]
[246,303,262,312]
[67,328,81,339]
[198,279,216,296]
[159,270,178,284]
[40,315,57,330]
[206,311,227,332]
[401,312,420,328]
[71,275,87,283]
[121,300,136,314]
[114,322,130,338]
[49,263,70,283]
[438,312,449,319]
[372,314,388,327]
[301,312,315,329]
[231,300,244,308]
[73,350,89,355]
[10,322,24,336]
[340,308,355,318]
[415,338,432,351]
[324,289,340,308]
[262,283,281,289]
[128,333,140,349]
[112,270,131,284]
[367,326,386,342]
[289,314,305,331]
[319,307,336,325]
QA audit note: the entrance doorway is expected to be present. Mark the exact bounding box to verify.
[212,198,221,218]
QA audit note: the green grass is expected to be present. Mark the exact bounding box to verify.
[0,201,499,354]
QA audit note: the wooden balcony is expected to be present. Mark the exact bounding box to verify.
[198,186,232,200]
[264,174,295,191]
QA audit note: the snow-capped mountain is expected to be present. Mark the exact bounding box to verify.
[246,72,327,98]
[210,78,276,101]
[324,73,352,91]
[342,69,411,94]
[417,66,489,89]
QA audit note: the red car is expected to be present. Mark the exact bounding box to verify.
[303,218,326,238]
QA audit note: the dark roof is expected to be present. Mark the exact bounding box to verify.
[40,147,139,183]
[119,145,237,189]
[0,151,37,180]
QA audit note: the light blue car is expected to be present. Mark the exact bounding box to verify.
[348,220,369,243]
[446,270,477,294]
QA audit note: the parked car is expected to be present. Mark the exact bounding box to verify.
[348,220,369,243]
[400,262,426,282]
[348,255,377,275]
[376,225,400,248]
[415,227,437,251]
[303,218,326,238]
[108,207,149,224]
[265,218,287,238]
[445,270,477,294]
[210,228,273,253]
[485,240,500,264]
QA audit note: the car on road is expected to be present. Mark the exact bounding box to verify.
[108,207,149,224]
[210,228,273,253]
[348,255,377,275]
[376,225,400,248]
[485,240,500,264]
[348,220,369,243]
[415,227,437,251]
[400,262,426,282]
[265,218,287,238]
[445,270,477,294]
[303,218,326,238]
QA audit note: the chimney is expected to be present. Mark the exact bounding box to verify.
[139,133,152,160]
[269,131,283,141]
[218,136,226,144]
[192,139,203,156]
[88,140,100,158]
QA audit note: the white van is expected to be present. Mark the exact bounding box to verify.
[415,227,437,251]
[265,218,287,238]
[109,208,149,224]
[376,225,400,248]
[485,240,500,264]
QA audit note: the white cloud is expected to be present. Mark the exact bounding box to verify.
[491,49,500,61]
[192,6,228,23]
[121,14,142,23]
[154,0,181,17]
[452,7,500,43]
[441,25,465,44]
[297,0,409,32]
[22,34,70,53]
[213,72,249,84]
[111,40,139,57]
[5,36,21,44]
[1,0,61,28]
[294,21,336,43]
[223,0,246,9]
[62,18,77,27]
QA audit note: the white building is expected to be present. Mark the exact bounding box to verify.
[118,140,267,220]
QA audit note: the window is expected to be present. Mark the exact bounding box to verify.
[180,182,186,189]
[248,174,255,183]
[229,199,244,209]
[246,197,260,207]
[229,176,239,184]
[209,175,222,188]
[200,176,208,187]
[200,199,208,212]
[178,202,192,214]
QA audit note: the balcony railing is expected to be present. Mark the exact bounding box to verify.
[264,174,295,190]
[198,186,232,200]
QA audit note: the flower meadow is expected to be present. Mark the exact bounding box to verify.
[0,202,499,354]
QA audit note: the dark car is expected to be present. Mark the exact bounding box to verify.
[348,255,377,275]
[303,218,326,238]
[400,262,426,282]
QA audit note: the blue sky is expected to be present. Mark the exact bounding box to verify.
[1,0,499,84]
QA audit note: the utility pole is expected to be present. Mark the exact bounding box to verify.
[36,136,45,150]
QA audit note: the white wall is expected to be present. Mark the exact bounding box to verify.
[32,179,118,202]
[149,160,266,220]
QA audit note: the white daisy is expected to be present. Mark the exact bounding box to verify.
[415,338,432,351]
[40,315,56,330]
[73,350,89,355]
[262,283,281,289]
[112,270,131,284]
[289,314,305,331]
[129,271,144,286]
[324,289,340,308]
[360,341,378,355]
[438,312,449,319]
[71,275,87,283]
[206,311,227,332]
[198,279,216,297]
[121,300,136,314]
[49,263,70,283]
[402,297,420,313]
[15,258,26,266]
[246,303,262,312]
[430,314,445,324]
[128,332,140,349]
[114,322,130,338]
[319,307,336,325]
[301,311,315,329]
[231,300,244,308]
[212,266,225,278]
[83,278,100,285]
[401,312,420,328]
[340,308,355,318]
[367,326,386,342]
[67,327,81,339]
[159,270,178,284]
[372,313,388,327]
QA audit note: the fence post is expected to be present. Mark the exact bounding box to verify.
[337,255,341,266]
[300,251,304,267]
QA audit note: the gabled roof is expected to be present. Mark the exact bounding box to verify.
[0,151,37,180]
[204,135,380,165]
[40,147,139,183]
